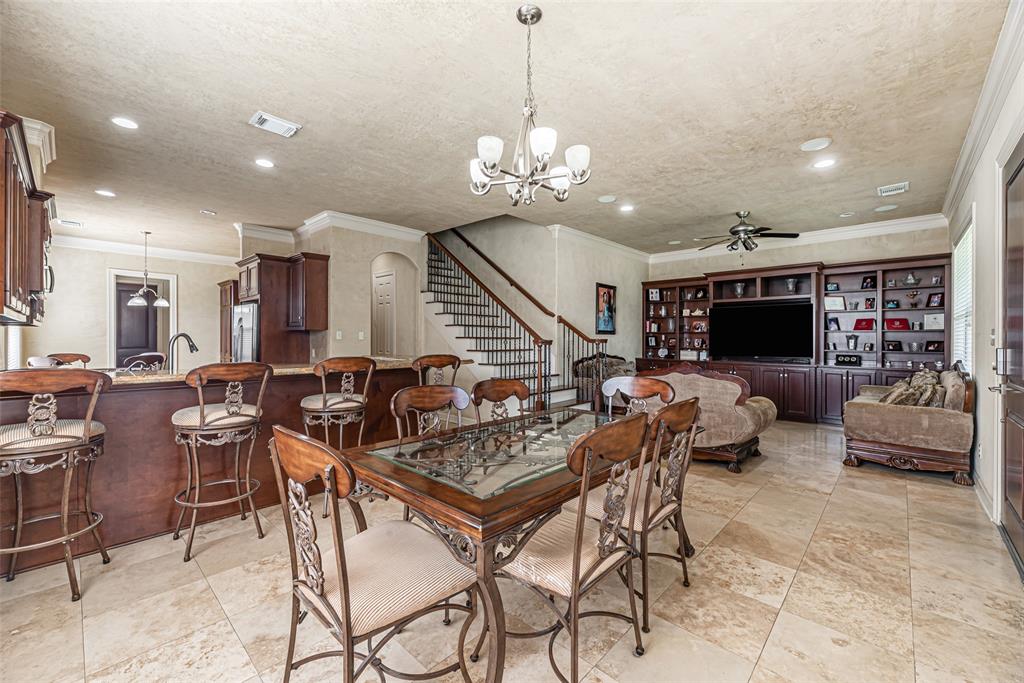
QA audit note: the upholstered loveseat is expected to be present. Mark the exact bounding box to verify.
[843,363,975,485]
[638,363,777,472]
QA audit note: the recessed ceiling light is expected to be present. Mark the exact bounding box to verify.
[875,204,899,212]
[839,211,855,218]
[111,116,138,129]
[94,189,116,197]
[619,204,635,213]
[668,240,681,245]
[812,158,836,169]
[254,158,275,168]
[800,136,832,152]
[199,209,217,216]
[597,195,617,203]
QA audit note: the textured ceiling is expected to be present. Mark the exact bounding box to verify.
[0,1,1007,256]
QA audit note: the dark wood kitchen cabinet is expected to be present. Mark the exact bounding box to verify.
[758,365,815,422]
[217,279,238,362]
[237,257,261,300]
[286,253,329,331]
[1,110,53,325]
[817,367,876,424]
[708,361,759,395]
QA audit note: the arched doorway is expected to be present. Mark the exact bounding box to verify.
[370,252,418,357]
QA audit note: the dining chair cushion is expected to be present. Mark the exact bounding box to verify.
[0,419,106,454]
[318,520,476,637]
[171,403,260,429]
[300,393,367,412]
[502,512,630,598]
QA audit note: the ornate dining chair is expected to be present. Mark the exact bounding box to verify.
[46,352,91,368]
[600,376,674,417]
[0,368,112,600]
[390,384,471,440]
[498,412,650,682]
[269,425,477,683]
[122,352,166,371]
[301,357,376,449]
[171,362,272,561]
[470,378,530,423]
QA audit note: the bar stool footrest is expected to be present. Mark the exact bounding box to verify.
[173,479,262,509]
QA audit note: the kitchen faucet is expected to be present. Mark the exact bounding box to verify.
[168,332,199,373]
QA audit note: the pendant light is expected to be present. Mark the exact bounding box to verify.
[127,231,169,307]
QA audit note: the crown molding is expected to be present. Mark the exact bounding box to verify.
[52,234,238,266]
[298,210,426,242]
[943,0,1024,217]
[546,224,649,262]
[648,213,949,264]
[20,117,56,173]
[233,222,295,244]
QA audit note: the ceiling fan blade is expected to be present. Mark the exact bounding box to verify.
[692,234,729,241]
[698,238,733,251]
[751,226,773,234]
[759,232,800,238]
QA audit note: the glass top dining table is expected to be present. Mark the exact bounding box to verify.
[362,407,612,500]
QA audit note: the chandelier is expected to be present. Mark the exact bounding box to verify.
[127,230,169,307]
[469,4,591,205]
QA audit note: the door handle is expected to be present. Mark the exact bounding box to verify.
[989,385,1024,394]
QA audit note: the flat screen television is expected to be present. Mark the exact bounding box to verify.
[709,300,814,362]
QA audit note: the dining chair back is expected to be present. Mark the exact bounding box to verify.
[46,352,91,367]
[470,378,530,423]
[412,354,461,386]
[391,385,470,440]
[600,376,674,417]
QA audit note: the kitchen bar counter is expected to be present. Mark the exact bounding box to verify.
[105,357,428,385]
[0,357,466,573]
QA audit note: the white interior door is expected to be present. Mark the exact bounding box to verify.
[372,270,396,356]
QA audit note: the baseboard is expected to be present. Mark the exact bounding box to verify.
[974,477,996,522]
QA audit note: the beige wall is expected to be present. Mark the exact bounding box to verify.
[648,227,950,280]
[21,245,234,368]
[241,235,293,259]
[946,54,1024,513]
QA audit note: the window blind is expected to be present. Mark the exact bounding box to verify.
[952,224,974,373]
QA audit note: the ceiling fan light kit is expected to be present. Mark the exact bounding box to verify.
[694,211,801,252]
[468,5,591,206]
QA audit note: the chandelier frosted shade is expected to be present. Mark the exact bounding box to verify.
[477,136,504,167]
[529,127,557,160]
[565,144,591,174]
[127,294,148,307]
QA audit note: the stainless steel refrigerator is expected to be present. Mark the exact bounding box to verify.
[231,302,259,362]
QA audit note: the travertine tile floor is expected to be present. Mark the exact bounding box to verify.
[3,421,1023,682]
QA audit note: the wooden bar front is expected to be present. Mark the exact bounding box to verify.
[0,364,418,573]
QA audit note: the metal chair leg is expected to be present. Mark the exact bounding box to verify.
[182,439,202,562]
[233,439,246,520]
[243,433,264,539]
[283,594,300,683]
[675,510,690,587]
[625,556,645,657]
[5,472,23,581]
[60,464,81,601]
[640,533,651,633]
[172,439,193,541]
[85,459,110,564]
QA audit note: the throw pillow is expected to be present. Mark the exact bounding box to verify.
[916,384,946,407]
[880,379,922,406]
[909,369,939,388]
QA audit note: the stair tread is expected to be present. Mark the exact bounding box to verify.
[466,347,534,353]
[456,336,520,340]
[445,324,512,328]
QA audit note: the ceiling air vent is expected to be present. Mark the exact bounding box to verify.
[247,111,302,138]
[877,181,910,197]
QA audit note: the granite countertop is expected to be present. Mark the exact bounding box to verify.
[107,356,432,386]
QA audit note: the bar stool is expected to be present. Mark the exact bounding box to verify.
[47,353,91,367]
[0,368,112,601]
[171,362,272,562]
[470,378,529,423]
[301,357,375,449]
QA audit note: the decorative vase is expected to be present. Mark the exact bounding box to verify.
[733,282,746,298]
[785,278,798,294]
[906,290,920,308]
[909,342,923,352]
[903,272,921,286]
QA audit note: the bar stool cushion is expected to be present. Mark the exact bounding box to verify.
[171,403,259,429]
[300,393,366,412]
[0,419,106,453]
[502,511,630,598]
[318,520,476,637]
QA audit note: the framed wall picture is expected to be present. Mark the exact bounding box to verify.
[926,292,944,308]
[823,295,846,311]
[861,275,877,289]
[596,283,617,334]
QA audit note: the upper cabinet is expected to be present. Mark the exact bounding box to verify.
[286,253,329,331]
[1,110,53,325]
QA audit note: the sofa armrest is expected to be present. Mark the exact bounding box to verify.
[857,385,891,399]
[843,400,973,453]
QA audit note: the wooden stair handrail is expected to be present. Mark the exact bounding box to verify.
[427,234,551,346]
[451,228,556,318]
[556,315,608,346]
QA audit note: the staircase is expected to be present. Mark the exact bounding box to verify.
[425,232,608,411]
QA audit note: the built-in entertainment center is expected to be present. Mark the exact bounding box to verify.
[640,254,951,424]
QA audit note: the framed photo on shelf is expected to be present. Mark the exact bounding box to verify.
[823,295,846,311]
[647,336,656,347]
[865,297,876,310]
[853,318,875,330]
[695,288,707,299]
[861,275,877,289]
[884,341,903,351]
[827,316,841,331]
[885,318,910,331]
[647,288,660,302]
[863,342,875,352]
[825,282,840,292]
[925,341,944,352]
[923,313,944,330]
[926,292,944,308]
[596,283,617,334]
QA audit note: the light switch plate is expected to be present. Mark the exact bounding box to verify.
[358,331,365,341]
[335,331,343,340]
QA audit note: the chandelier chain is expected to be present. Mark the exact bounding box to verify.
[525,20,535,112]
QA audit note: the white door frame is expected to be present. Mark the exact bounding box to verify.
[106,268,177,367]
[372,269,397,357]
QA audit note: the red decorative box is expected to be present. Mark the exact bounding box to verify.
[853,319,875,330]
[885,318,910,331]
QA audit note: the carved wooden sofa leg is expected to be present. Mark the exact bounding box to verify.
[694,437,759,475]
[953,471,974,486]
[842,453,860,467]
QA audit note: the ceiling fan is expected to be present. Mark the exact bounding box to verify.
[693,211,800,251]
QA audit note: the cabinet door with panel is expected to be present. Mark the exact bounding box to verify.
[758,366,784,413]
[847,369,875,397]
[817,368,848,423]
[287,260,305,328]
[782,366,815,421]
[878,370,913,386]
